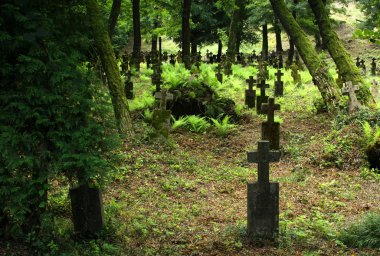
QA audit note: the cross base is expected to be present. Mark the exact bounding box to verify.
[261,122,280,150]
[216,73,223,83]
[245,90,256,108]
[152,109,171,138]
[247,182,279,242]
[256,95,269,114]
[274,81,284,97]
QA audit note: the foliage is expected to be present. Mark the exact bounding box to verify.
[186,115,211,133]
[210,115,237,136]
[340,212,380,249]
[171,116,189,131]
[362,121,380,148]
[0,0,121,239]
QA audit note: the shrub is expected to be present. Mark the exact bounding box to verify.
[210,116,237,137]
[171,116,189,131]
[186,115,210,133]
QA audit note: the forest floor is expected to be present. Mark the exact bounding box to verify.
[2,4,380,256]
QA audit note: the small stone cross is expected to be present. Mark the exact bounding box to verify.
[155,89,173,110]
[246,76,256,91]
[247,141,281,191]
[342,81,361,114]
[275,70,284,82]
[257,80,269,96]
[262,98,280,124]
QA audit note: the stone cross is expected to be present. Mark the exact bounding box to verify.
[256,80,269,114]
[245,76,257,108]
[169,54,176,66]
[247,140,281,241]
[360,59,366,76]
[356,57,361,67]
[275,70,284,82]
[262,98,280,124]
[261,98,281,149]
[155,89,173,110]
[342,81,361,114]
[278,55,283,69]
[275,70,284,97]
[125,71,134,99]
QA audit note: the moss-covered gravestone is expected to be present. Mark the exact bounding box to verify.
[274,70,284,97]
[247,140,281,242]
[371,58,377,76]
[261,98,281,150]
[152,90,173,138]
[291,63,301,86]
[342,81,361,114]
[245,76,257,109]
[70,184,104,237]
[125,71,134,99]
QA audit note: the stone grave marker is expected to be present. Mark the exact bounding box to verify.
[70,184,104,237]
[169,54,176,66]
[152,89,173,138]
[371,58,377,76]
[216,64,223,83]
[342,81,362,114]
[291,63,301,86]
[245,76,257,108]
[152,64,163,93]
[356,56,361,67]
[261,98,281,150]
[371,79,380,100]
[163,51,168,62]
[247,140,281,241]
[256,80,269,114]
[125,71,134,99]
[274,69,284,97]
[360,59,366,76]
[177,50,182,63]
[278,55,283,69]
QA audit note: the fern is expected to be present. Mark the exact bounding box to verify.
[142,109,153,123]
[362,121,380,147]
[171,116,189,130]
[186,115,210,133]
[210,115,237,137]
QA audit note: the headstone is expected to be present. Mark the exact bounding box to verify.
[371,58,377,76]
[163,51,168,62]
[356,56,361,67]
[152,63,162,92]
[216,64,223,83]
[342,81,362,114]
[274,70,284,97]
[278,55,283,69]
[256,80,269,114]
[261,98,281,150]
[209,54,214,64]
[247,141,281,241]
[177,50,182,63]
[360,59,366,76]
[259,61,269,80]
[125,71,134,99]
[245,76,257,108]
[70,184,104,237]
[152,90,173,138]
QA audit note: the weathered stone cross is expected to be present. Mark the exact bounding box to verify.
[275,69,284,82]
[256,80,269,114]
[275,69,284,97]
[262,98,280,124]
[155,89,173,110]
[246,76,256,91]
[247,140,281,241]
[342,81,361,114]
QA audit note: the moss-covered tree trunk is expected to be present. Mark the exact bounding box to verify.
[226,0,244,64]
[269,0,342,109]
[262,23,269,61]
[274,18,283,53]
[151,17,158,53]
[308,0,363,86]
[108,0,121,37]
[287,0,298,66]
[182,0,192,69]
[85,0,134,136]
[132,0,141,71]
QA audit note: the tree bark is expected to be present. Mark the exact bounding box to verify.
[262,23,269,61]
[287,0,298,66]
[269,0,342,109]
[108,0,122,37]
[274,18,283,53]
[85,0,134,136]
[182,0,192,69]
[217,39,222,62]
[132,0,141,71]
[308,0,363,86]
[151,17,158,53]
[191,42,197,56]
[226,0,244,64]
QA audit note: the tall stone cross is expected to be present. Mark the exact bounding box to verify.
[356,56,361,67]
[155,89,173,110]
[261,98,281,150]
[342,81,361,114]
[245,76,257,109]
[216,64,223,83]
[275,70,284,96]
[256,80,269,114]
[247,140,281,241]
[125,71,134,99]
[371,58,377,76]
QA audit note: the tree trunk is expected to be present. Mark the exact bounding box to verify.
[274,18,283,53]
[132,0,141,71]
[108,0,122,37]
[269,0,342,109]
[262,23,269,61]
[151,18,158,53]
[85,0,134,136]
[287,0,298,66]
[182,0,192,69]
[217,39,222,62]
[308,0,363,86]
[226,0,244,64]
[191,42,197,56]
